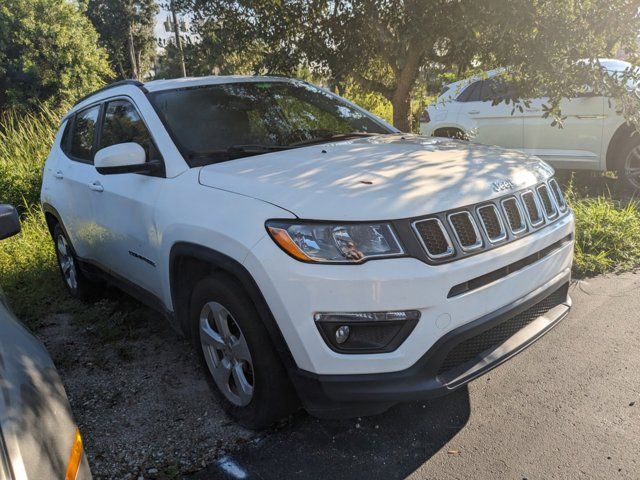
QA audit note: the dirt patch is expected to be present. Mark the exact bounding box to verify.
[37,301,252,479]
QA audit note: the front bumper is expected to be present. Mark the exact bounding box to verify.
[292,275,571,417]
[245,212,574,376]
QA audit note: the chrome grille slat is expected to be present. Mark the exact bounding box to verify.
[548,178,567,212]
[448,211,483,251]
[537,184,558,219]
[413,218,455,259]
[501,197,527,235]
[521,190,544,227]
[477,204,507,242]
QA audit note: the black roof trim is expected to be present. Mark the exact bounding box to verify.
[73,80,148,107]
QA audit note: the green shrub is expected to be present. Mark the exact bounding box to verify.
[0,106,60,210]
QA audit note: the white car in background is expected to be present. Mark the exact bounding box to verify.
[420,59,640,190]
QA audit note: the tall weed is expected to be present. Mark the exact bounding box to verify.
[0,106,60,210]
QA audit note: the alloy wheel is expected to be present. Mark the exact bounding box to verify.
[56,234,78,291]
[624,145,640,190]
[199,301,255,407]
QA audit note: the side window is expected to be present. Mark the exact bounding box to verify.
[99,100,154,160]
[457,81,482,102]
[479,79,514,102]
[69,106,100,162]
[60,119,72,153]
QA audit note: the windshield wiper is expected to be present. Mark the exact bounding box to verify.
[289,131,378,147]
[187,144,293,162]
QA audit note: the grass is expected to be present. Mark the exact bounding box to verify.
[0,108,639,334]
[0,206,74,326]
[565,176,640,277]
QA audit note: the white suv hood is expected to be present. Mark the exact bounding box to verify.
[198,135,554,221]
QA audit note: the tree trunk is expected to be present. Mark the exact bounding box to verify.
[389,47,423,132]
[117,59,126,79]
[171,3,187,77]
[391,89,412,132]
[128,27,138,79]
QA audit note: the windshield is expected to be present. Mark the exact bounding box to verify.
[148,81,392,165]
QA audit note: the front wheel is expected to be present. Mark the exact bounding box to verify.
[190,275,298,429]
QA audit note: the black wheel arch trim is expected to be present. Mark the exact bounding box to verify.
[169,242,299,372]
[42,203,65,235]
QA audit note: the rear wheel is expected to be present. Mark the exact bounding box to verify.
[617,136,640,191]
[53,224,101,300]
[190,275,298,429]
[433,127,468,141]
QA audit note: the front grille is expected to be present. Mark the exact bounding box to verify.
[413,218,454,258]
[448,212,482,250]
[537,184,557,219]
[438,285,568,376]
[410,178,569,263]
[477,204,506,242]
[521,191,544,226]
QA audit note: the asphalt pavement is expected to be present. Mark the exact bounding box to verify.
[190,272,640,480]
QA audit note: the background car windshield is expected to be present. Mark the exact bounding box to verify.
[148,81,391,164]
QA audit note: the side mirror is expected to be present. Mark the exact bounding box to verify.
[95,143,160,175]
[0,205,21,240]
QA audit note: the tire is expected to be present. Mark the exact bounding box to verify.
[52,224,101,300]
[190,274,298,429]
[616,134,640,192]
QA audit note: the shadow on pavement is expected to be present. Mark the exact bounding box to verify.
[189,387,471,480]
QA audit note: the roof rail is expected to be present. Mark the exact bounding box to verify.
[73,79,148,107]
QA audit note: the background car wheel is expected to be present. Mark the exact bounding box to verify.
[617,135,640,192]
[190,274,298,429]
[52,224,101,300]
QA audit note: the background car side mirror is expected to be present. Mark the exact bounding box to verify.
[0,205,21,240]
[95,142,160,175]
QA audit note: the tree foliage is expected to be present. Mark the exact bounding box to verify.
[87,0,158,80]
[177,0,640,131]
[0,0,112,111]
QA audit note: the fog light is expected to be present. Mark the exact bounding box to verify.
[335,325,350,344]
[314,310,420,354]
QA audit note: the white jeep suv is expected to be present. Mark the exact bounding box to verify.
[421,59,640,190]
[41,77,574,428]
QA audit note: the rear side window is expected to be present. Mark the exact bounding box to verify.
[69,105,100,162]
[457,81,481,102]
[99,100,155,160]
[60,119,71,151]
[479,79,515,102]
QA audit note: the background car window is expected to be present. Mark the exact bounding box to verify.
[479,78,515,102]
[69,105,100,162]
[100,100,154,160]
[456,81,481,102]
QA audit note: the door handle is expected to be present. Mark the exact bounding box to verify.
[468,110,480,115]
[54,170,64,179]
[88,181,104,192]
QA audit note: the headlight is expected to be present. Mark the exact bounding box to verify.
[266,220,405,263]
